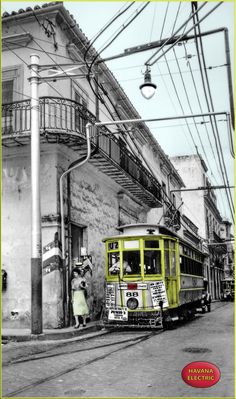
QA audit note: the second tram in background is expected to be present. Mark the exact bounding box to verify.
[220,278,234,301]
[103,224,211,328]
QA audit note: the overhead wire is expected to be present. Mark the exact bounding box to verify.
[181,43,227,217]
[146,2,222,66]
[84,2,183,212]
[2,7,116,123]
[191,2,234,222]
[155,6,195,158]
[154,2,202,216]
[3,4,233,226]
[83,2,135,62]
[171,3,229,220]
[152,2,229,226]
[162,3,231,221]
[171,46,212,170]
[113,2,195,219]
[145,2,207,66]
[86,2,150,107]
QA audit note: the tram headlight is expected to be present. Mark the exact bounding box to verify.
[127,297,139,310]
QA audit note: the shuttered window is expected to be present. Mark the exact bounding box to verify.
[2,80,13,104]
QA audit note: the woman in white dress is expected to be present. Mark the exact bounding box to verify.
[71,268,89,328]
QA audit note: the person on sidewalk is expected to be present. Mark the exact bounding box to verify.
[71,268,89,328]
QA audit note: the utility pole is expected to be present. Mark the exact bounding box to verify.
[29,54,42,335]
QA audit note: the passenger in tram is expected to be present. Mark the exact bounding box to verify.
[109,257,132,274]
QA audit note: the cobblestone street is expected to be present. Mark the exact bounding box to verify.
[2,301,234,397]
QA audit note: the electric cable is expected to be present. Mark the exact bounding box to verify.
[145,2,207,66]
[194,6,234,211]
[160,2,170,41]
[3,4,232,226]
[85,3,150,108]
[191,3,234,222]
[149,2,157,43]
[172,46,211,170]
[168,3,231,221]
[182,42,227,216]
[83,2,135,63]
[146,2,222,66]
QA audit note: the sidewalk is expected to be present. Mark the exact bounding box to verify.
[2,320,104,343]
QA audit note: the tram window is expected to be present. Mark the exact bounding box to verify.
[144,251,161,274]
[170,241,175,250]
[164,251,170,276]
[171,252,176,275]
[179,245,183,255]
[164,240,169,250]
[123,251,141,275]
[108,252,120,274]
[144,240,159,249]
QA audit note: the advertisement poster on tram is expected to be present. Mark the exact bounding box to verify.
[1,1,234,399]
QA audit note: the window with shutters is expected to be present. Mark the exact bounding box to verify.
[74,90,88,135]
[2,80,13,104]
[2,65,24,103]
[2,65,24,134]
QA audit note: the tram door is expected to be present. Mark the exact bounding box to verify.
[164,239,178,307]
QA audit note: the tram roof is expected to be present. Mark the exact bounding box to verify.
[103,223,206,256]
[102,224,178,241]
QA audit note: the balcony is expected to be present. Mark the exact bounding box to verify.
[2,97,162,207]
[163,202,181,231]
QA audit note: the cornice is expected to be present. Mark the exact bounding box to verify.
[2,32,33,51]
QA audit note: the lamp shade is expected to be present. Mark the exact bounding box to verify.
[139,82,157,99]
[139,66,157,99]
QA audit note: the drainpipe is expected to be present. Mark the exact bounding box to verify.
[62,73,100,325]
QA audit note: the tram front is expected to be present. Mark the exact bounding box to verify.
[102,224,175,328]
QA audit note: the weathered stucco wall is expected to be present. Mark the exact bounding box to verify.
[2,144,147,328]
[170,155,206,238]
[2,146,60,328]
[59,149,147,320]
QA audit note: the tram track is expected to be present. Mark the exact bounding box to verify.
[3,301,229,397]
[3,330,159,366]
[5,330,163,397]
[3,301,227,368]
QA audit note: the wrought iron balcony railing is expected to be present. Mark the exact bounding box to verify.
[2,97,162,207]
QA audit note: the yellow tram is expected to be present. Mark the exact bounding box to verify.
[103,224,211,328]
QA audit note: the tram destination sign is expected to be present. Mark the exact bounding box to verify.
[108,307,128,321]
[150,281,169,309]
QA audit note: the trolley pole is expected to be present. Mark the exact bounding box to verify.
[29,54,43,335]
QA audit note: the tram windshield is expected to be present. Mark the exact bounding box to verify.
[123,251,141,274]
[107,238,162,276]
[144,250,161,274]
[108,251,141,275]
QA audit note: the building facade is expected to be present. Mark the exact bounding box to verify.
[2,3,188,328]
[171,154,233,299]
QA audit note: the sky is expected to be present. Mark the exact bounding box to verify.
[2,1,235,225]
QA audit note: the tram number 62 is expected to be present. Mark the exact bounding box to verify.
[126,292,138,297]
